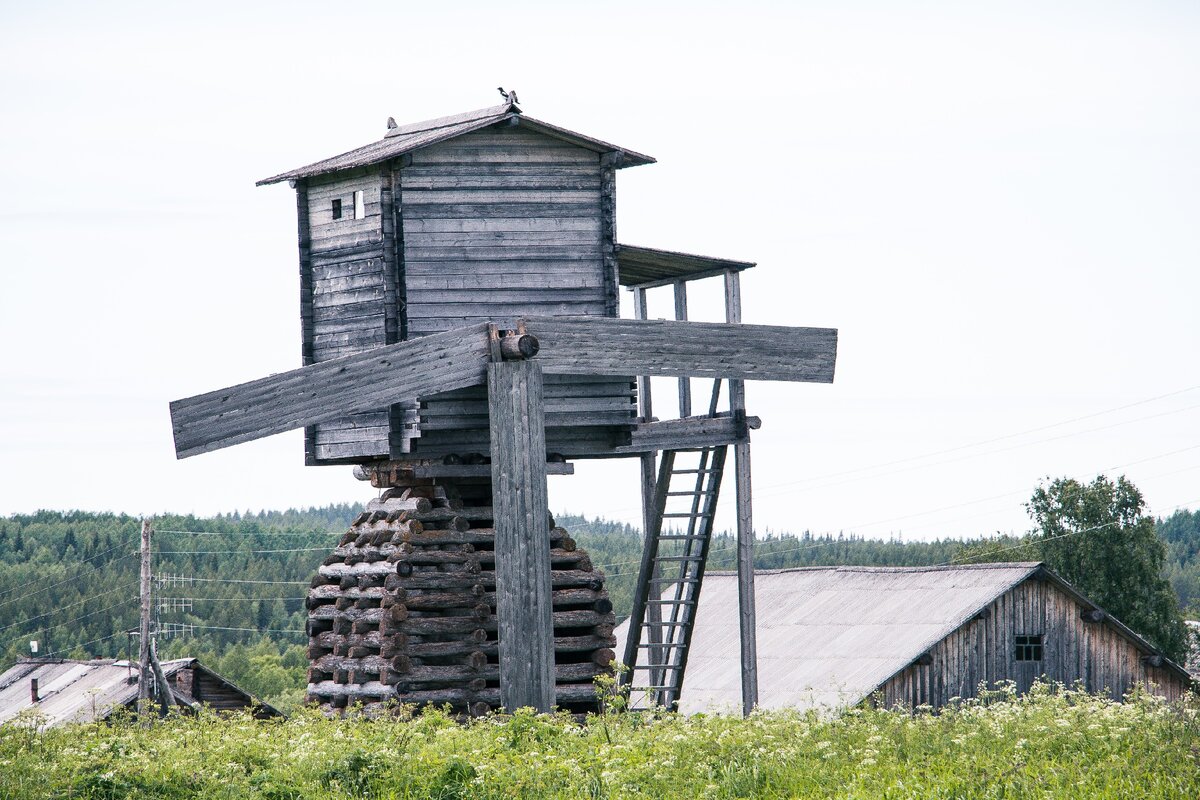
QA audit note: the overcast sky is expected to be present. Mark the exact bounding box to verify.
[1,1,1198,541]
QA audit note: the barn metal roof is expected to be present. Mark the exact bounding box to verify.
[258,103,655,186]
[0,658,279,727]
[617,244,756,288]
[615,563,1191,714]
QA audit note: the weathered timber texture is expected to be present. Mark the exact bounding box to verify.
[488,361,556,712]
[305,477,617,717]
[615,413,754,453]
[877,574,1193,708]
[523,316,838,383]
[171,318,834,459]
[170,323,492,458]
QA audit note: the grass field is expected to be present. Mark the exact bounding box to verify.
[2,682,1197,799]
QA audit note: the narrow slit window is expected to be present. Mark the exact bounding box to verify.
[1015,634,1043,662]
[331,198,343,220]
[353,190,365,219]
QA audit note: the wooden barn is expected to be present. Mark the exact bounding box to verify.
[615,563,1194,713]
[0,658,281,727]
[171,94,840,716]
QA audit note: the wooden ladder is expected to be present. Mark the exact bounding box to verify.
[621,445,728,710]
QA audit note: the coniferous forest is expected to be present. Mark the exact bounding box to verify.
[2,504,1199,712]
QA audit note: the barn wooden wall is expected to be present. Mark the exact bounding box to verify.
[878,578,1190,709]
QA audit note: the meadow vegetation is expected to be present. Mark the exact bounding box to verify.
[1,682,1198,799]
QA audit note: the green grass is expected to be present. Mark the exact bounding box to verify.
[2,683,1198,799]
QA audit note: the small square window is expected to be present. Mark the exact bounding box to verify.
[353,190,365,219]
[1015,634,1043,662]
[331,198,343,220]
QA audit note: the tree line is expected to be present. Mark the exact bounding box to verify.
[1,476,1197,710]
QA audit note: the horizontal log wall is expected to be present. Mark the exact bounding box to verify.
[878,578,1191,709]
[399,125,632,459]
[306,167,391,460]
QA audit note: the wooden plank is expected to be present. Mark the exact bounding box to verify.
[413,462,574,478]
[410,146,598,165]
[615,414,751,453]
[406,259,602,275]
[403,245,602,262]
[406,274,604,291]
[401,230,600,246]
[524,317,838,383]
[488,361,556,712]
[406,301,607,317]
[170,323,493,458]
[405,217,601,233]
[402,202,600,219]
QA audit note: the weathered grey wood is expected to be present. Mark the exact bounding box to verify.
[615,414,754,453]
[673,281,691,417]
[524,316,838,383]
[488,360,555,712]
[725,269,759,716]
[412,463,574,478]
[171,323,492,458]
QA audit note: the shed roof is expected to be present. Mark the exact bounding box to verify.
[615,563,1192,714]
[0,658,279,727]
[258,103,655,186]
[617,244,756,288]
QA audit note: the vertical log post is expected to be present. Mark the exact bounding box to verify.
[673,281,691,417]
[632,287,664,691]
[724,269,759,716]
[137,518,152,707]
[488,360,555,713]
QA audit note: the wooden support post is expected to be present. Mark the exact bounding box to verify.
[673,281,691,417]
[632,287,664,686]
[724,270,758,716]
[138,518,152,708]
[488,360,555,713]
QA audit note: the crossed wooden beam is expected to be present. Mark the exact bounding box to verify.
[169,316,837,712]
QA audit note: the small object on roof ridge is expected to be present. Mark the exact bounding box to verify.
[497,87,520,106]
[386,116,397,130]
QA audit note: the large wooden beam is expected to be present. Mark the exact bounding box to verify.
[169,323,493,458]
[614,414,758,454]
[488,360,556,712]
[523,317,837,383]
[170,317,836,458]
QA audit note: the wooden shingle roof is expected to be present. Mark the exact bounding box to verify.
[257,103,655,186]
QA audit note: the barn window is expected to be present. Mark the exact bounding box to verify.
[331,199,343,220]
[353,190,365,219]
[1015,634,1043,662]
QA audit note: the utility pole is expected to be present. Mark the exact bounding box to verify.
[137,518,152,706]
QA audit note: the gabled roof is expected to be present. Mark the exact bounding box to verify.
[0,658,280,727]
[614,563,1192,714]
[257,103,655,186]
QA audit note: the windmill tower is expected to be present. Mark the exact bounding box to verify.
[170,96,837,716]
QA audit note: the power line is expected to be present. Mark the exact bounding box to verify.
[187,625,305,636]
[157,529,345,537]
[5,598,135,647]
[155,547,331,555]
[170,577,311,586]
[0,581,139,635]
[756,383,1200,490]
[0,547,136,610]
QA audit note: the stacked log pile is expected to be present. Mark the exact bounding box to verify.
[306,477,616,716]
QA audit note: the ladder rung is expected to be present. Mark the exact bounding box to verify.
[658,534,705,541]
[645,599,696,605]
[631,685,677,691]
[655,555,704,561]
[661,512,713,519]
[631,663,681,670]
[666,490,714,497]
[674,469,719,474]
[648,578,698,585]
[637,642,688,649]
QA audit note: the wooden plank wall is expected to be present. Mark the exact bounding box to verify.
[305,167,391,460]
[877,578,1190,709]
[398,125,633,459]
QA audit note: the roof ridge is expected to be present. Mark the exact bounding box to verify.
[384,103,516,138]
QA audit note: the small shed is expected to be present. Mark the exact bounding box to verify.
[615,563,1194,713]
[0,658,281,727]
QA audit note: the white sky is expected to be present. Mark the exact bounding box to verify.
[1,1,1198,541]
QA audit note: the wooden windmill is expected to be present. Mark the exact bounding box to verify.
[169,96,837,716]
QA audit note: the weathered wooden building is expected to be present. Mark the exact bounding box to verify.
[172,95,839,717]
[615,563,1194,713]
[257,102,660,464]
[0,658,281,727]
